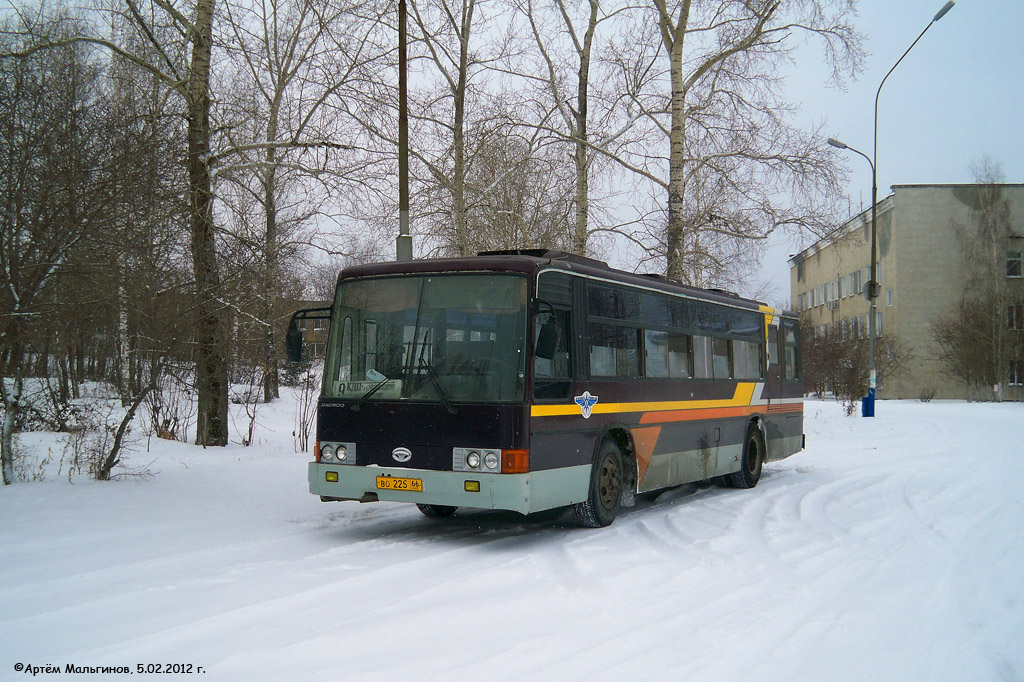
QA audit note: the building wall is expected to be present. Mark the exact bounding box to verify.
[791,184,1024,400]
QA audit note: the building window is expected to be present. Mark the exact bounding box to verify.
[876,312,883,337]
[1010,360,1023,387]
[887,289,893,307]
[797,260,804,282]
[1009,304,1023,331]
[1008,251,1023,278]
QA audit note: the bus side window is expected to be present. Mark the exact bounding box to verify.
[534,309,572,399]
[711,337,731,379]
[693,335,712,379]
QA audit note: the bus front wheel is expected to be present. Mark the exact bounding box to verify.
[417,504,458,519]
[575,439,624,528]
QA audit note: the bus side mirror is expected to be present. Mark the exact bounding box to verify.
[286,320,303,363]
[536,319,560,360]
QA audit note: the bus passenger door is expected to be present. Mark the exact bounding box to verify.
[766,322,783,405]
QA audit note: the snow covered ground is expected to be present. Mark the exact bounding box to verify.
[1,395,1022,682]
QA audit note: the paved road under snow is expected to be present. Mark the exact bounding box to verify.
[1,399,1022,681]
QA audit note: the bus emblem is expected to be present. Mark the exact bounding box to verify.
[392,447,413,463]
[574,391,599,419]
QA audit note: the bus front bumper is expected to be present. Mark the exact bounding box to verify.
[308,462,590,516]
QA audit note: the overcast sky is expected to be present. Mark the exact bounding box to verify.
[756,0,1024,307]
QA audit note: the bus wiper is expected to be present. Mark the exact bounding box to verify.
[352,373,391,411]
[419,359,458,415]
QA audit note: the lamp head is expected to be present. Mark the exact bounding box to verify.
[933,1,954,22]
[827,138,848,150]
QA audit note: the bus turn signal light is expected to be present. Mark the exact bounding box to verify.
[501,449,529,474]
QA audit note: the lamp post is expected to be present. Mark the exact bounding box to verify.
[829,0,954,417]
[827,137,876,412]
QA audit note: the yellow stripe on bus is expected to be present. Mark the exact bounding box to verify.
[530,382,757,418]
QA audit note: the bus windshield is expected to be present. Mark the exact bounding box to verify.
[322,273,529,403]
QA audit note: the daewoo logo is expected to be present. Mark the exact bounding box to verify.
[392,447,412,463]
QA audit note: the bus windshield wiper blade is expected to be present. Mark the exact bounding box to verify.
[419,359,457,415]
[352,375,391,411]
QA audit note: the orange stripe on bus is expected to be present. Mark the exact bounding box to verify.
[638,405,757,424]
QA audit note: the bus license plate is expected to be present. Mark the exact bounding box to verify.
[376,476,423,492]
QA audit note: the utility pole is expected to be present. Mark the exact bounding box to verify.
[396,0,413,261]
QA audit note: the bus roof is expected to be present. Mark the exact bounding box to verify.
[337,249,796,318]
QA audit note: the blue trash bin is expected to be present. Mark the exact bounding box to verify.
[861,388,876,417]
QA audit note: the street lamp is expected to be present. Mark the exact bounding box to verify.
[827,137,875,411]
[830,0,954,417]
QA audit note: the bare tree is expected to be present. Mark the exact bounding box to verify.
[1,13,121,481]
[800,317,913,408]
[511,0,617,253]
[462,107,576,251]
[932,160,1024,401]
[405,0,522,255]
[217,0,388,402]
[2,0,393,444]
[590,0,862,285]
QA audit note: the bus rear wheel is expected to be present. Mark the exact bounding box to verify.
[416,504,458,519]
[575,439,624,528]
[728,423,764,489]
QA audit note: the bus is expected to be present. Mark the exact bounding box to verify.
[288,249,804,527]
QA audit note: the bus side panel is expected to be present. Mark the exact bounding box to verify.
[529,379,763,495]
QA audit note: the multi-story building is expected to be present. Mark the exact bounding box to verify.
[790,183,1024,400]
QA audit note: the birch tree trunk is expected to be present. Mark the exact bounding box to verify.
[451,0,475,256]
[188,0,229,446]
[0,373,22,485]
[663,0,689,282]
[262,107,281,402]
[572,0,598,254]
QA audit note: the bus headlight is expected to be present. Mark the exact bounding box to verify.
[453,447,501,473]
[319,441,356,465]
